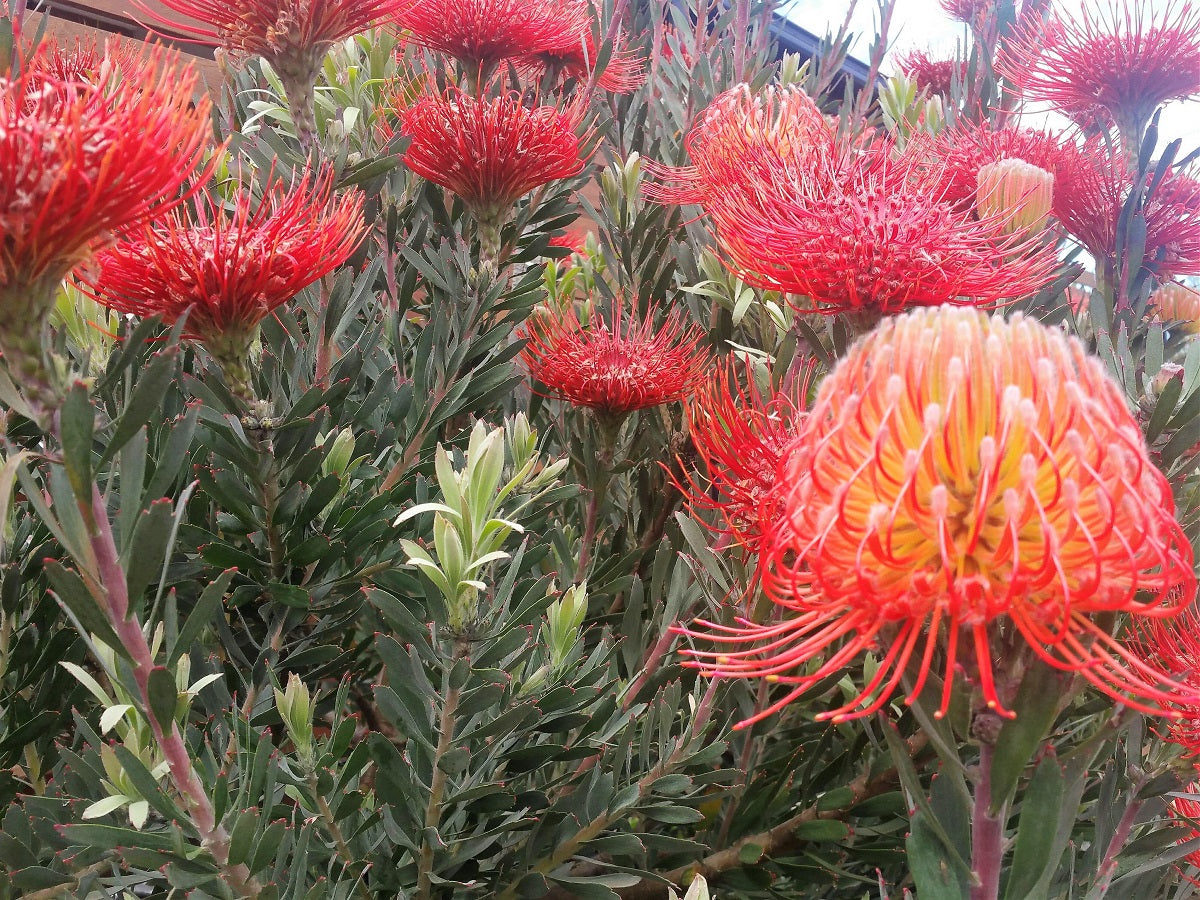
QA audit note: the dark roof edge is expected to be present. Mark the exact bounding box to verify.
[768,14,876,87]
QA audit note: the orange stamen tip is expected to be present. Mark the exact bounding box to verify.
[766,675,780,682]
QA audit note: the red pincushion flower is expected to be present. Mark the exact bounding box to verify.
[398,88,591,226]
[0,51,211,296]
[707,155,1061,315]
[647,87,1060,314]
[85,169,363,409]
[677,307,1197,727]
[1130,605,1200,757]
[642,83,839,208]
[138,0,405,67]
[1171,788,1200,879]
[925,123,1069,208]
[395,0,589,74]
[518,28,646,95]
[1055,144,1200,278]
[998,0,1200,136]
[520,300,709,418]
[897,50,966,97]
[679,357,813,555]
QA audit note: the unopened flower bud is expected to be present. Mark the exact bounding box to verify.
[544,582,588,670]
[274,673,316,765]
[975,158,1055,236]
[320,427,356,478]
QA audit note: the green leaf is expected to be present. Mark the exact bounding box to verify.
[990,658,1064,814]
[61,823,179,852]
[738,841,765,864]
[43,561,123,653]
[1146,375,1183,443]
[124,499,174,609]
[59,382,95,501]
[907,810,971,900]
[1004,754,1067,900]
[793,820,851,843]
[226,809,260,868]
[146,666,179,728]
[99,347,179,465]
[169,569,234,664]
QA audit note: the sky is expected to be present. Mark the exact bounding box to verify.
[781,0,1200,151]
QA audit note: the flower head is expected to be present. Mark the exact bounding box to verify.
[520,299,709,419]
[0,50,210,294]
[998,0,1200,137]
[398,87,590,227]
[679,357,813,555]
[1130,605,1200,756]
[518,29,646,94]
[648,87,1060,315]
[139,0,404,69]
[678,307,1196,726]
[1152,281,1200,331]
[975,158,1055,236]
[85,169,364,404]
[1170,789,1200,877]
[926,122,1068,209]
[897,50,966,97]
[395,0,589,73]
[1055,145,1200,278]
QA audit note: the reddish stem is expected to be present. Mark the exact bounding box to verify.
[970,742,1004,900]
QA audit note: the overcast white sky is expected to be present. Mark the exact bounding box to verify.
[781,0,1200,150]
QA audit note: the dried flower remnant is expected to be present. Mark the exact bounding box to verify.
[678,307,1197,727]
[85,170,365,409]
[0,50,211,413]
[975,158,1055,236]
[998,0,1200,144]
[139,0,408,147]
[395,0,589,78]
[520,299,708,423]
[398,88,590,262]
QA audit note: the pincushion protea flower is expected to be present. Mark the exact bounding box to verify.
[395,0,589,78]
[925,123,1067,209]
[642,83,838,208]
[1055,145,1200,279]
[0,49,211,414]
[975,158,1055,236]
[896,50,965,97]
[1170,790,1200,878]
[518,29,646,95]
[398,88,591,262]
[1152,281,1200,331]
[998,0,1200,143]
[677,307,1197,727]
[140,0,407,147]
[1130,605,1200,757]
[678,357,813,556]
[648,86,1060,316]
[520,299,708,422]
[85,170,365,409]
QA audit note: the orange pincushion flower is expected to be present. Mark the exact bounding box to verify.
[677,307,1196,727]
[998,0,1200,136]
[642,83,839,208]
[395,0,589,73]
[398,88,591,226]
[1152,281,1200,330]
[520,300,709,419]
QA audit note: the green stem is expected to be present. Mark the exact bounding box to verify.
[308,771,372,900]
[417,637,470,900]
